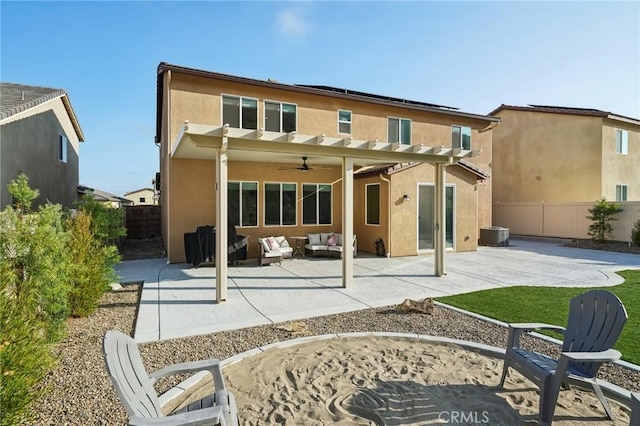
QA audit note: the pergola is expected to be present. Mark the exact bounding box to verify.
[171,122,479,303]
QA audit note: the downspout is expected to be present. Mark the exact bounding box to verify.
[379,174,391,257]
[165,70,172,260]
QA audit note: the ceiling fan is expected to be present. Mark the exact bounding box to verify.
[278,156,327,172]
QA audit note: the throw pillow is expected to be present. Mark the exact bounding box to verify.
[267,236,280,251]
[260,238,271,253]
[308,233,321,245]
[275,236,290,248]
[327,234,338,246]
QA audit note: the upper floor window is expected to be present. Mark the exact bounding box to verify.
[616,184,627,201]
[616,129,628,154]
[388,117,411,144]
[228,181,258,227]
[452,126,471,150]
[139,197,145,203]
[222,95,258,130]
[338,110,352,134]
[58,134,68,163]
[265,101,296,133]
[264,182,297,226]
[302,183,332,225]
[366,183,380,225]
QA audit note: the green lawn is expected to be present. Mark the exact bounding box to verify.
[436,269,640,365]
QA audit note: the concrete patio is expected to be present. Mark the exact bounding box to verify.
[115,239,640,343]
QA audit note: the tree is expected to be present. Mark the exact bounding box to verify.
[586,198,623,243]
[6,173,39,213]
[632,219,640,247]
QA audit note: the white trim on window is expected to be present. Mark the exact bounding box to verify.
[221,93,259,130]
[387,116,411,144]
[301,182,333,226]
[615,129,628,155]
[616,184,628,201]
[263,99,298,133]
[338,109,352,135]
[263,181,297,227]
[58,134,68,163]
[228,180,259,228]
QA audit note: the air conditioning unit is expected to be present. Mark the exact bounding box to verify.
[479,227,509,247]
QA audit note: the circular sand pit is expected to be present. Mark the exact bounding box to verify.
[222,335,631,425]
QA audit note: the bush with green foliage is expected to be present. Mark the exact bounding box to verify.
[586,197,623,243]
[0,177,70,425]
[632,219,640,247]
[0,174,123,424]
[75,194,126,244]
[67,211,120,317]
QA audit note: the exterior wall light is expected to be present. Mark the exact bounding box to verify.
[403,194,410,201]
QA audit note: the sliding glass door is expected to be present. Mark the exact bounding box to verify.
[417,184,455,250]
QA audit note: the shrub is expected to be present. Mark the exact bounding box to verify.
[75,195,126,244]
[632,219,640,247]
[66,211,120,317]
[586,197,623,243]
[0,204,70,424]
[6,172,39,212]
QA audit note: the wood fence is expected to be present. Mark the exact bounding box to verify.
[493,201,640,242]
[125,205,161,239]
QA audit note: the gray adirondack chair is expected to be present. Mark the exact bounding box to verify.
[498,289,627,426]
[103,330,239,426]
[631,392,640,426]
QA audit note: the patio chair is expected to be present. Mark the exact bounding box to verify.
[103,330,239,426]
[498,289,627,426]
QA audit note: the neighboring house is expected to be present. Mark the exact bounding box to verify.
[490,104,640,203]
[0,82,85,209]
[157,62,498,274]
[78,185,133,208]
[124,187,156,205]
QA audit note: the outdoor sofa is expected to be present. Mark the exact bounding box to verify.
[305,232,357,258]
[258,236,293,266]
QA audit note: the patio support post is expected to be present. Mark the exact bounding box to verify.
[342,156,354,288]
[434,162,446,277]
[215,143,228,302]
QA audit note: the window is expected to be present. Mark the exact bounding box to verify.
[388,117,411,144]
[228,181,258,227]
[616,184,628,201]
[338,110,352,134]
[616,129,628,154]
[222,95,258,129]
[265,101,296,132]
[58,134,68,162]
[366,184,380,225]
[452,126,471,150]
[139,197,145,203]
[302,184,332,225]
[264,183,297,226]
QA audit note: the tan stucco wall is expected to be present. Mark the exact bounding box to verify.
[601,119,640,201]
[168,159,344,262]
[161,71,494,261]
[492,110,604,203]
[125,188,155,205]
[354,175,390,256]
[386,164,479,257]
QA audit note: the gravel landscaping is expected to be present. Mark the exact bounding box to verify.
[27,279,640,425]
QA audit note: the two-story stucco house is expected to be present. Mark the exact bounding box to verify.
[156,63,498,300]
[490,104,640,204]
[0,83,85,209]
[125,187,157,205]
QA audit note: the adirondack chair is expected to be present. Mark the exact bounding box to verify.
[631,392,640,426]
[498,290,627,426]
[103,330,239,426]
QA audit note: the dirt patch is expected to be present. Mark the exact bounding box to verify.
[562,238,640,255]
[118,238,166,261]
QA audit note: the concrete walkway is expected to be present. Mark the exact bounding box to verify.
[115,239,639,343]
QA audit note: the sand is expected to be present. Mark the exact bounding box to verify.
[223,336,632,425]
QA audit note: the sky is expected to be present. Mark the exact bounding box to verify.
[1,1,639,196]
